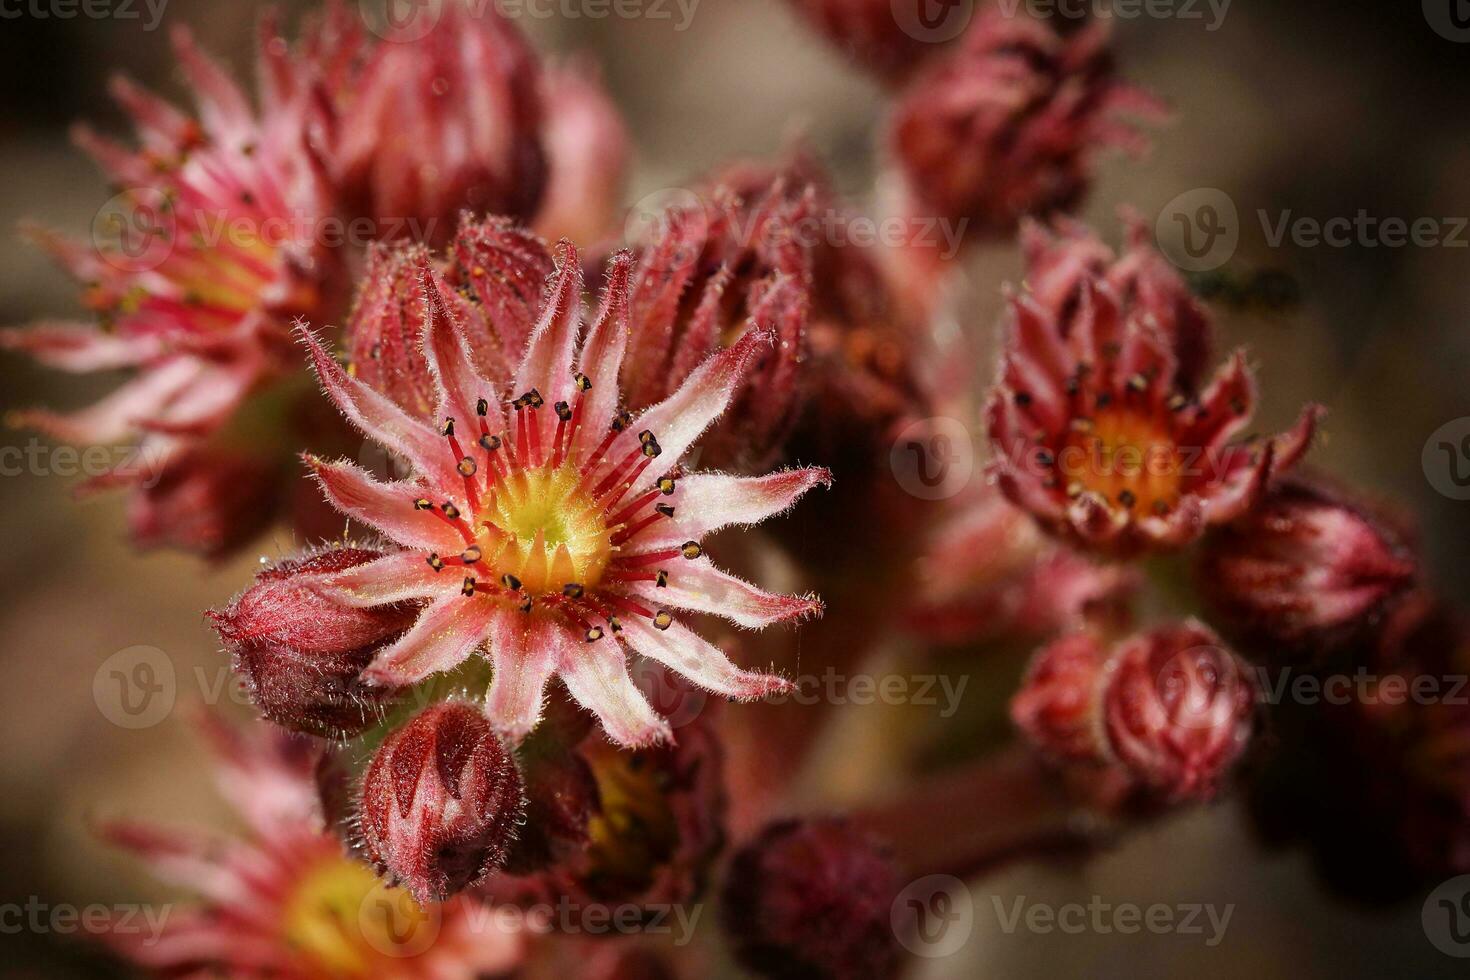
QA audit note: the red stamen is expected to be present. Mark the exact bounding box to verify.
[607,485,662,526]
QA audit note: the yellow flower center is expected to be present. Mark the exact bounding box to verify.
[476,463,614,595]
[281,856,437,976]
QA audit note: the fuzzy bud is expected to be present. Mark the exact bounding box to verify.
[359,702,525,903]
[334,4,547,247]
[721,818,902,980]
[1011,632,1109,762]
[208,548,417,738]
[889,10,1163,241]
[1101,622,1256,802]
[1199,480,1417,656]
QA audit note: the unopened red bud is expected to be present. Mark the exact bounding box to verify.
[1011,632,1109,763]
[360,702,525,903]
[721,818,902,980]
[1101,622,1256,802]
[208,548,417,738]
[1199,480,1417,656]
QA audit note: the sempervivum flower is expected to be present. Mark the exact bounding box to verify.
[621,174,814,471]
[332,1,547,247]
[210,546,420,738]
[1012,622,1257,803]
[300,226,825,746]
[986,283,1323,555]
[3,20,346,555]
[905,484,1138,646]
[720,818,902,980]
[888,8,1166,240]
[782,0,957,83]
[99,715,522,978]
[1022,213,1213,390]
[1198,479,1417,655]
[359,702,525,903]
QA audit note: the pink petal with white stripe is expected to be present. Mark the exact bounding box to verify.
[618,616,792,699]
[483,610,564,742]
[313,550,455,607]
[626,466,832,550]
[305,456,465,552]
[629,557,822,628]
[626,328,771,482]
[557,639,670,746]
[364,597,493,686]
[299,325,458,487]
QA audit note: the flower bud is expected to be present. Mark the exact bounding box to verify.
[208,548,417,738]
[1101,622,1256,802]
[889,10,1163,241]
[721,818,902,980]
[1011,632,1109,763]
[1199,480,1417,656]
[359,702,525,903]
[334,3,547,246]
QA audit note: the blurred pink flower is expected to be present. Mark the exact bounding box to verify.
[98,715,522,978]
[986,282,1322,555]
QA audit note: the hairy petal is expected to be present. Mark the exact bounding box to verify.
[619,616,792,699]
[304,456,465,552]
[483,611,564,742]
[629,558,822,628]
[365,598,493,686]
[557,639,670,746]
[625,466,831,551]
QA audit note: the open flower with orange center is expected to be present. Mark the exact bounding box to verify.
[99,715,522,978]
[299,231,826,746]
[986,282,1323,554]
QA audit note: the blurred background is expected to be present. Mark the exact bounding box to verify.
[1,0,1467,975]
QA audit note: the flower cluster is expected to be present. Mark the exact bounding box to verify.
[14,2,1466,977]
